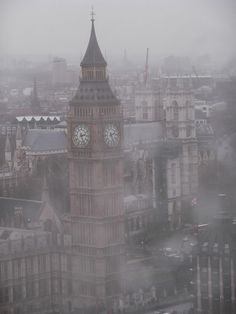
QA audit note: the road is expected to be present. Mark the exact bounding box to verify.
[147,302,193,313]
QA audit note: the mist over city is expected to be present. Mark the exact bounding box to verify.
[0,1,236,314]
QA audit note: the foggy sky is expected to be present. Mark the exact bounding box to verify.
[1,0,236,63]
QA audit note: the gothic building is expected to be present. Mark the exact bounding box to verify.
[64,15,125,310]
[164,76,198,228]
[192,195,236,314]
[0,11,218,314]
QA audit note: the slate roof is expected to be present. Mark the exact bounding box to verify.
[0,197,43,223]
[20,122,162,154]
[16,116,60,122]
[80,20,107,67]
[22,129,67,154]
[124,122,163,147]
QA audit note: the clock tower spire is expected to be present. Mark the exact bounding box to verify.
[66,13,125,311]
[80,8,107,81]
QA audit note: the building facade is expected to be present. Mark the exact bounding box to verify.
[0,228,72,314]
[193,197,236,314]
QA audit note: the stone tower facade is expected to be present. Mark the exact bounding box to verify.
[164,77,198,228]
[66,15,125,311]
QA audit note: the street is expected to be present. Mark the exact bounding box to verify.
[147,302,193,313]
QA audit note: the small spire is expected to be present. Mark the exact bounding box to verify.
[42,175,50,204]
[31,78,40,111]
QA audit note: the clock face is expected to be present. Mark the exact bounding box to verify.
[72,125,90,147]
[104,124,120,147]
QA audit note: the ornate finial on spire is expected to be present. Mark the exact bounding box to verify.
[91,6,95,23]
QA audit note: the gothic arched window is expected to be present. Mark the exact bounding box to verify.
[142,101,148,119]
[185,101,191,120]
[186,125,192,137]
[172,101,178,121]
[136,216,140,230]
[172,126,179,138]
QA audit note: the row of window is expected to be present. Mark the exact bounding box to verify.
[0,254,71,280]
[125,198,151,211]
[76,193,122,217]
[127,214,151,232]
[76,279,120,297]
[73,106,118,118]
[82,69,105,80]
[76,255,121,275]
[76,244,123,256]
[73,221,123,245]
[0,278,72,304]
[169,125,193,138]
[74,107,93,117]
[75,161,120,188]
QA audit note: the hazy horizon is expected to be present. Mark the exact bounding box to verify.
[1,0,236,65]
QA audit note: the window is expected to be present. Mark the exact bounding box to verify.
[26,281,35,299]
[186,126,192,137]
[142,101,148,119]
[26,257,33,275]
[172,101,178,121]
[39,279,48,296]
[171,163,176,184]
[136,216,140,230]
[38,255,46,273]
[13,285,22,302]
[0,287,9,304]
[185,101,191,120]
[13,260,21,279]
[0,262,8,281]
[172,126,179,137]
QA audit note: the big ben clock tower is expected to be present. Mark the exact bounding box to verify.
[67,12,125,310]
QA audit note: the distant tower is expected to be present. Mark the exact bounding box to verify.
[31,78,41,114]
[165,76,198,227]
[5,134,12,167]
[66,11,125,311]
[165,76,195,140]
[135,49,162,122]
